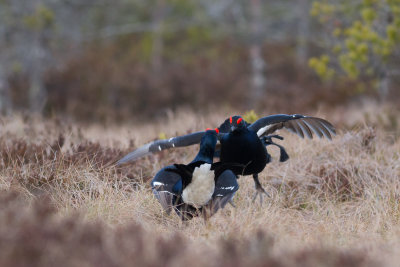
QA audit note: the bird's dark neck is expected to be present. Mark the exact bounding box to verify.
[232,127,249,134]
[191,145,215,164]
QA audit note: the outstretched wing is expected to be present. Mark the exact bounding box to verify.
[117,130,228,165]
[248,114,336,140]
[213,169,239,198]
[117,131,205,165]
[206,169,239,216]
[151,165,182,215]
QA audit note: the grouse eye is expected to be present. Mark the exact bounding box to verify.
[229,117,233,124]
[237,118,243,125]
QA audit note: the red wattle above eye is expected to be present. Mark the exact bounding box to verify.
[215,128,219,134]
[237,118,243,124]
[205,128,212,131]
[229,117,233,124]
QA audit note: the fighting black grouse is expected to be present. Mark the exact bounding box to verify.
[118,114,336,202]
[151,129,241,220]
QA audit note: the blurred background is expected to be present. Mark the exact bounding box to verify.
[1,0,399,122]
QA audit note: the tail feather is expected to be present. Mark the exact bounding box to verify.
[261,135,290,162]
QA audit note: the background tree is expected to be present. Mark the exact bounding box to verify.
[0,0,398,120]
[309,0,400,99]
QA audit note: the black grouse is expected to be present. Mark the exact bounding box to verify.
[117,114,336,201]
[150,129,241,220]
[218,116,273,201]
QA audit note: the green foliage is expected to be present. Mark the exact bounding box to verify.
[308,55,335,80]
[361,8,376,23]
[131,0,215,64]
[310,2,336,20]
[23,4,55,30]
[168,0,197,17]
[310,0,400,86]
[138,33,154,62]
[243,110,259,124]
[158,132,167,140]
[11,61,23,74]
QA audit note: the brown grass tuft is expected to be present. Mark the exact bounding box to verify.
[0,104,399,266]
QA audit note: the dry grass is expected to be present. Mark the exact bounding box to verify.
[1,103,400,266]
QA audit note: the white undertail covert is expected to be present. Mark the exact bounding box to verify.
[182,163,215,207]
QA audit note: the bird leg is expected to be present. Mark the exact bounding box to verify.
[228,199,236,208]
[202,207,210,222]
[252,174,270,204]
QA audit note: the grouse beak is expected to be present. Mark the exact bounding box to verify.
[230,125,238,132]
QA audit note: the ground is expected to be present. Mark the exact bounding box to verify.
[0,102,399,267]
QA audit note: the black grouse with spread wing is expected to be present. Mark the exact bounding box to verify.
[118,114,336,202]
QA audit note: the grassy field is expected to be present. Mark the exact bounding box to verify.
[1,102,399,267]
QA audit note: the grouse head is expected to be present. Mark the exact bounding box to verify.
[202,128,218,146]
[229,116,246,133]
[218,116,249,134]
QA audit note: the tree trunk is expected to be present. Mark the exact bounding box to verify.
[28,35,49,113]
[151,0,166,75]
[0,67,12,115]
[378,69,390,102]
[248,0,266,108]
[29,70,47,113]
[296,0,310,65]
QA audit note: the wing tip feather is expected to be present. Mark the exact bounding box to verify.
[116,143,152,165]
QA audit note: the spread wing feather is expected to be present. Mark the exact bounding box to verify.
[297,120,313,139]
[249,114,336,140]
[288,120,304,138]
[117,114,335,165]
[302,118,323,138]
[117,131,206,165]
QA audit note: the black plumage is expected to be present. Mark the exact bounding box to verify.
[150,130,240,220]
[218,117,270,201]
[118,113,336,202]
